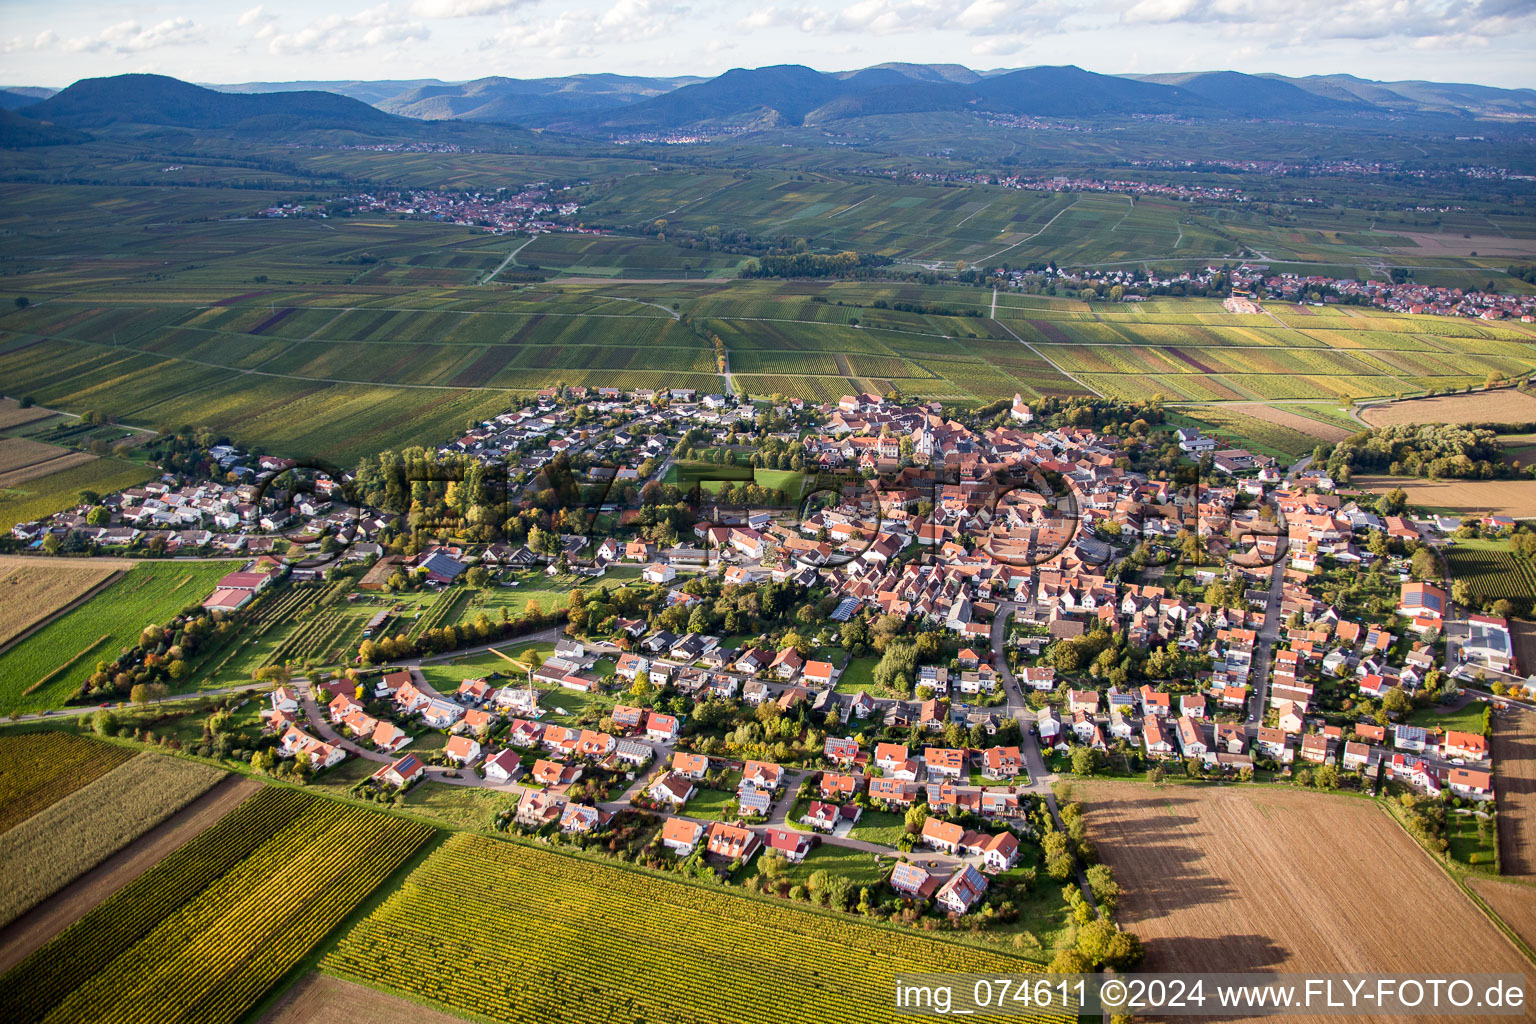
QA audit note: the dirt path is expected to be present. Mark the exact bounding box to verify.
[1492,710,1536,879]
[0,774,261,974]
[258,972,471,1024]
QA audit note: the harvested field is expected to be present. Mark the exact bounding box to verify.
[0,398,54,431]
[0,752,224,928]
[0,438,95,488]
[1237,403,1356,442]
[258,974,472,1024]
[1469,877,1536,953]
[0,555,129,649]
[1359,388,1536,428]
[1353,475,1536,518]
[1491,710,1536,879]
[1391,232,1536,258]
[1077,782,1533,1022]
[0,774,261,975]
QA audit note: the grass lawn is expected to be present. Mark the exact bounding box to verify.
[538,686,617,725]
[780,842,891,886]
[1446,810,1498,868]
[847,809,907,847]
[834,656,880,694]
[418,642,555,690]
[305,755,375,797]
[1408,701,1488,733]
[685,771,743,821]
[400,779,518,832]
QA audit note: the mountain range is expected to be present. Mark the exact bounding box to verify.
[5,64,1534,144]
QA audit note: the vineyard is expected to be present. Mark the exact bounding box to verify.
[0,732,135,833]
[10,787,433,1024]
[0,753,225,928]
[324,833,1068,1024]
[1446,541,1536,607]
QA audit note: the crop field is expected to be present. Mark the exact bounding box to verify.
[3,785,434,1024]
[1490,712,1536,880]
[0,753,224,929]
[1170,407,1326,459]
[0,455,153,532]
[1076,782,1532,1001]
[1355,476,1536,519]
[324,833,1066,1024]
[0,397,57,431]
[0,438,95,485]
[1360,389,1536,428]
[0,555,126,648]
[256,973,472,1024]
[0,732,136,834]
[516,233,747,278]
[0,561,232,713]
[1468,878,1536,953]
[1445,540,1536,606]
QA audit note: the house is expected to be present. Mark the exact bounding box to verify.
[874,742,909,772]
[1447,767,1494,801]
[444,735,482,766]
[270,687,299,715]
[1342,741,1372,771]
[560,803,609,834]
[977,831,1020,873]
[705,821,760,861]
[741,760,784,792]
[644,711,680,743]
[771,647,805,680]
[1462,615,1516,672]
[1142,716,1174,758]
[373,753,426,788]
[1398,582,1447,622]
[1213,722,1246,754]
[982,745,1023,779]
[1176,715,1207,757]
[661,817,705,855]
[1394,724,1429,752]
[762,828,816,863]
[530,758,581,787]
[922,818,966,854]
[890,862,938,900]
[483,748,522,783]
[1300,733,1330,764]
[1387,754,1442,796]
[936,864,989,914]
[1442,730,1489,761]
[278,726,346,770]
[1276,701,1305,734]
[370,720,411,754]
[672,751,709,778]
[515,790,567,828]
[824,736,860,764]
[422,698,465,730]
[869,778,919,807]
[803,800,859,832]
[648,772,697,806]
[1255,726,1290,760]
[804,660,835,687]
[923,747,966,779]
[1067,689,1099,715]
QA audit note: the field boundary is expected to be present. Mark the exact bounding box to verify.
[0,570,124,658]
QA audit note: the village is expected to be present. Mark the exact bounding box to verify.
[6,381,1529,921]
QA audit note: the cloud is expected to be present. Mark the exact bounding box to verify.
[1119,0,1536,46]
[410,0,533,17]
[739,0,1063,38]
[63,18,204,54]
[266,4,429,56]
[489,0,688,58]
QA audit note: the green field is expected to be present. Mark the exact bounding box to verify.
[0,457,154,531]
[1445,539,1536,609]
[0,731,136,833]
[0,561,233,712]
[323,832,1064,1024]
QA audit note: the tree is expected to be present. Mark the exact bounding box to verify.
[903,803,929,833]
[1451,579,1472,607]
[40,534,62,555]
[1381,687,1413,718]
[92,709,118,737]
[1084,863,1120,911]
[1071,746,1099,776]
[1048,949,1091,974]
[130,682,169,704]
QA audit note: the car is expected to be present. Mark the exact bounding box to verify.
[1450,757,1466,766]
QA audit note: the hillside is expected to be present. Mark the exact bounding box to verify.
[17,74,408,132]
[1133,71,1364,116]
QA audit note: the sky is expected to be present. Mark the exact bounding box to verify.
[2,0,1535,90]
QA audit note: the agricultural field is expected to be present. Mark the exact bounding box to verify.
[1169,407,1325,460]
[1076,782,1533,997]
[1490,712,1536,880]
[1355,476,1536,519]
[0,397,57,432]
[0,438,95,485]
[0,555,127,649]
[516,233,747,278]
[1360,388,1536,428]
[1468,878,1536,953]
[0,753,224,928]
[323,833,1066,1024]
[0,455,153,532]
[0,731,135,833]
[1444,539,1536,608]
[4,786,434,1024]
[0,561,233,713]
[257,974,472,1024]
